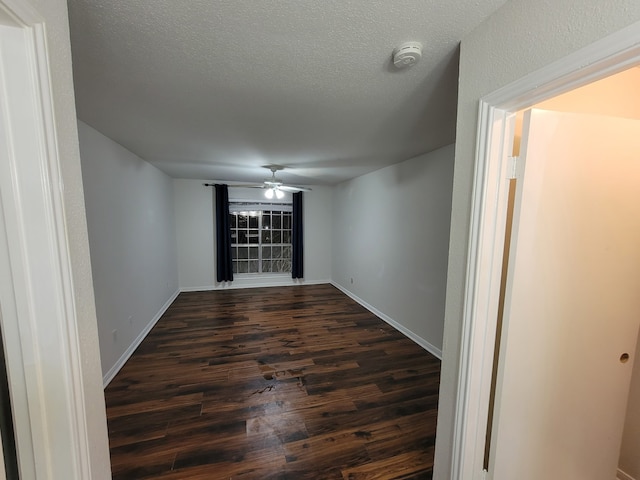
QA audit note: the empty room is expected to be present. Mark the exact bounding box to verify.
[1,0,640,479]
[70,1,460,477]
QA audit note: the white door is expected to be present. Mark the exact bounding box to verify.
[489,109,640,479]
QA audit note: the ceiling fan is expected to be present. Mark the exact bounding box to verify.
[207,166,311,199]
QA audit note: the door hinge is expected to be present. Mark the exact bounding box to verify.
[506,156,520,180]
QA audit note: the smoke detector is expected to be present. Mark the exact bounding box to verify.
[393,42,422,69]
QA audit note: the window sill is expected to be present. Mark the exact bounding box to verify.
[234,273,291,278]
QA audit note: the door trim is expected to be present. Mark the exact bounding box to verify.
[0,0,93,478]
[452,21,640,479]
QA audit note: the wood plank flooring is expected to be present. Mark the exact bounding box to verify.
[105,284,440,479]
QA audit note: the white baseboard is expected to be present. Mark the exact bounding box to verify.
[102,288,180,387]
[180,278,331,292]
[618,468,637,480]
[330,282,443,360]
[103,281,440,387]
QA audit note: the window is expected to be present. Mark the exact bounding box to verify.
[229,202,292,274]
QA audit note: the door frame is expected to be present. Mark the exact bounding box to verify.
[0,0,95,478]
[451,21,640,479]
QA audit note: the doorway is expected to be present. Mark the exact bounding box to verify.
[488,67,640,478]
[451,23,640,480]
[0,2,101,477]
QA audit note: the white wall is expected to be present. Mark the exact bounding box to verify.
[26,0,111,476]
[174,180,332,289]
[331,145,454,357]
[435,3,640,479]
[78,121,179,383]
[174,179,216,288]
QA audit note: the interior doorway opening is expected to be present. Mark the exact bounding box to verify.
[0,2,102,477]
[451,22,640,480]
[484,66,640,479]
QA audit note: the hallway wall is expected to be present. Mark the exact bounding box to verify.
[78,121,179,384]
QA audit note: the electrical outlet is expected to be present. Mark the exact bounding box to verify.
[112,329,117,343]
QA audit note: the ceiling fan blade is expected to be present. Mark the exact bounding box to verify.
[278,185,312,192]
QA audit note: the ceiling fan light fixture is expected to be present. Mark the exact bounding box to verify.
[275,188,285,199]
[264,188,274,199]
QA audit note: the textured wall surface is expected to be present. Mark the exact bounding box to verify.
[435,2,640,478]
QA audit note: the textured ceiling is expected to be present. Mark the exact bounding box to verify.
[68,0,508,185]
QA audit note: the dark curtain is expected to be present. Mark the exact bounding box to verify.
[291,192,304,279]
[214,184,233,282]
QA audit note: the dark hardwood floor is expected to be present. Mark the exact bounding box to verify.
[105,284,440,479]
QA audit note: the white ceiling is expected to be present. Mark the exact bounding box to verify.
[68,0,508,185]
